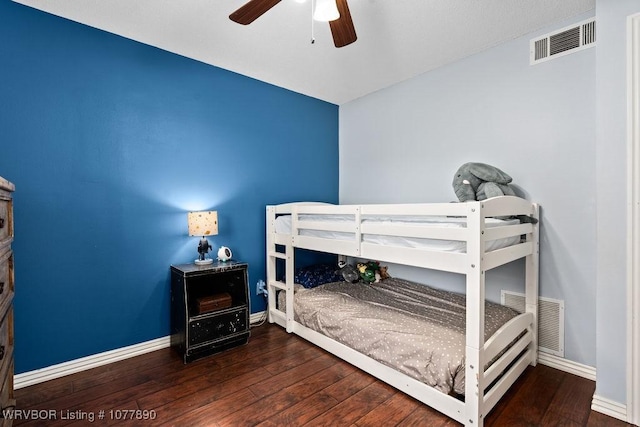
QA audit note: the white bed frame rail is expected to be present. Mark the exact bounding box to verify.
[265,196,539,426]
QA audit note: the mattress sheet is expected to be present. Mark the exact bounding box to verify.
[288,278,519,395]
[274,214,520,252]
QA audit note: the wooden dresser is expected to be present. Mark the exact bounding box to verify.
[0,176,14,425]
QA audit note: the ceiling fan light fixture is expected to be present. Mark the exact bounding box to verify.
[313,0,340,22]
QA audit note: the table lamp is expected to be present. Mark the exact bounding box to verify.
[188,211,218,265]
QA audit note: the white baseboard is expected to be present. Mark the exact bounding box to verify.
[250,311,267,324]
[537,352,596,381]
[592,394,628,423]
[16,312,269,390]
[537,353,631,423]
[14,336,171,389]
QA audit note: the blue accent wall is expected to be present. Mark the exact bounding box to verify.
[0,2,339,373]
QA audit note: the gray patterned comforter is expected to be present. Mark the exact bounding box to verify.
[287,278,519,395]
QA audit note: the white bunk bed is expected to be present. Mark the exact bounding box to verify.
[265,196,539,427]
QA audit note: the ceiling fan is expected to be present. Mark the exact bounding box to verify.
[229,0,357,48]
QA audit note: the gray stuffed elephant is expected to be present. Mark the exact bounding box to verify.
[452,162,537,224]
[452,162,516,202]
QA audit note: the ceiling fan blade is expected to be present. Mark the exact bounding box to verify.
[229,0,281,25]
[329,0,357,48]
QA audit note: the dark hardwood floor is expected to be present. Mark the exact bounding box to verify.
[11,324,633,426]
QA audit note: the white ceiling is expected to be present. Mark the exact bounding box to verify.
[13,0,594,105]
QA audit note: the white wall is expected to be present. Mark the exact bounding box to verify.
[595,0,640,407]
[340,12,597,367]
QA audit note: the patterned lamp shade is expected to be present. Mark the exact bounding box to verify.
[187,211,218,237]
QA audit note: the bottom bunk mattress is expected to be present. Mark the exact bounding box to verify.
[279,278,519,396]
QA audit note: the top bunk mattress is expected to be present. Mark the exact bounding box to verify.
[274,214,520,252]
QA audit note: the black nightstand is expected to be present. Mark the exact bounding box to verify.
[170,260,250,363]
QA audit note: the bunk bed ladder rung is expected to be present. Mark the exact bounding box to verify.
[268,251,287,260]
[268,280,286,291]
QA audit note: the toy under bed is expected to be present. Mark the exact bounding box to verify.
[277,277,519,396]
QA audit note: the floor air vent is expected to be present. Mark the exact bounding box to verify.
[501,291,564,357]
[531,18,596,65]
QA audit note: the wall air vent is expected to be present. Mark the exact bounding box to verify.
[530,18,596,65]
[501,291,565,357]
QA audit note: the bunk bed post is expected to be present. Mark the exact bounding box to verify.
[284,243,294,333]
[266,206,277,324]
[525,203,540,366]
[285,210,296,333]
[464,201,486,427]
